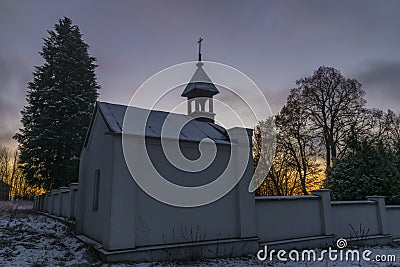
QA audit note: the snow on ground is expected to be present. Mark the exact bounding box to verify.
[0,201,96,266]
[0,200,33,210]
[1,201,400,266]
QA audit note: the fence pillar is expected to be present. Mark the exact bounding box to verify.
[36,195,40,211]
[37,196,40,210]
[228,127,257,238]
[45,193,51,213]
[367,196,388,235]
[51,189,60,215]
[35,196,39,210]
[50,190,55,214]
[312,189,333,236]
[33,196,37,210]
[69,183,79,219]
[40,194,45,211]
[59,186,69,217]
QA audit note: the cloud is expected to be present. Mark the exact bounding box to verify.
[0,49,30,149]
[358,61,400,94]
[1,0,400,150]
[356,60,400,113]
[0,129,17,148]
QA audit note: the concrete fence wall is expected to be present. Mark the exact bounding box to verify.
[387,206,400,239]
[331,200,381,238]
[34,187,400,248]
[254,190,400,247]
[255,195,323,242]
[35,183,79,220]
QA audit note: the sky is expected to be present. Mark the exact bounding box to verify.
[1,0,400,150]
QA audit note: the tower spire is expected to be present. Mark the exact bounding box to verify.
[182,44,219,123]
[197,37,203,62]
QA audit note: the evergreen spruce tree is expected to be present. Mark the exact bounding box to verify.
[15,17,99,190]
[325,140,400,204]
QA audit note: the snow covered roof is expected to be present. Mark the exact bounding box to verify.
[181,62,219,98]
[89,101,230,144]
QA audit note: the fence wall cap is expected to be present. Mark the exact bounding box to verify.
[311,189,331,193]
[255,195,319,201]
[331,200,375,205]
[386,205,400,209]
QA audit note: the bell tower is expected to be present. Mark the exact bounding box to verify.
[181,38,219,123]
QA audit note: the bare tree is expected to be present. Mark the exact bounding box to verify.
[348,108,400,149]
[254,110,322,196]
[275,90,321,195]
[381,110,400,146]
[254,66,395,196]
[296,66,366,170]
[0,147,10,181]
[0,145,43,199]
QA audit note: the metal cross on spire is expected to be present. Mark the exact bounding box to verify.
[197,37,203,62]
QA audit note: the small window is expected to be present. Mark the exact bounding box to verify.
[191,100,196,112]
[93,169,100,211]
[204,99,209,112]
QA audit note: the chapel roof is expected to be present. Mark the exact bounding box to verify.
[92,101,230,144]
